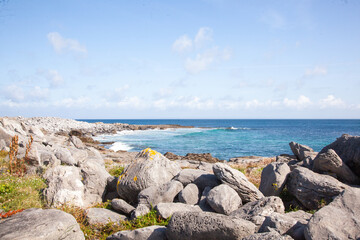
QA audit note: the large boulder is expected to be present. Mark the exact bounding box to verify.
[111,198,135,215]
[213,163,264,203]
[54,147,77,166]
[206,184,242,215]
[166,211,256,240]
[107,226,167,240]
[173,168,220,192]
[230,196,285,228]
[287,167,347,210]
[117,148,181,204]
[305,187,360,240]
[243,231,293,240]
[178,183,199,205]
[318,134,360,177]
[259,162,290,196]
[154,202,202,219]
[313,149,359,184]
[131,204,150,219]
[0,208,84,240]
[138,180,183,207]
[85,208,127,225]
[289,142,314,161]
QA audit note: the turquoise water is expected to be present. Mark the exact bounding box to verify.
[79,119,360,160]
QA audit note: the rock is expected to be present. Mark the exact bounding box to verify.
[242,231,292,240]
[289,142,314,161]
[286,210,312,223]
[183,153,220,163]
[287,167,347,210]
[29,126,45,138]
[112,198,135,215]
[164,152,182,160]
[174,159,214,172]
[107,225,167,240]
[230,196,285,228]
[198,186,214,212]
[276,154,297,163]
[26,145,41,166]
[138,180,183,207]
[0,139,7,151]
[117,148,181,204]
[39,151,60,167]
[259,162,290,196]
[85,208,127,225]
[131,204,150,219]
[318,134,360,177]
[0,208,84,240]
[304,187,360,240]
[54,147,77,166]
[155,202,202,219]
[166,211,256,240]
[0,126,13,146]
[173,168,220,192]
[70,135,85,149]
[213,163,264,203]
[313,149,359,184]
[178,183,199,205]
[206,184,242,215]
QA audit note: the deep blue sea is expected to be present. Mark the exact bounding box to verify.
[78,119,360,160]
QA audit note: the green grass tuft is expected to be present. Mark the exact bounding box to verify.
[108,166,124,177]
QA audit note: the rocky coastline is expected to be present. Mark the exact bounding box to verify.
[0,116,359,240]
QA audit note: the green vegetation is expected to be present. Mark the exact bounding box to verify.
[108,166,124,177]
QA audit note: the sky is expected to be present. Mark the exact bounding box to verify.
[0,0,359,119]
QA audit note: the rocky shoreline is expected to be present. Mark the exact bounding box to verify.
[0,116,359,240]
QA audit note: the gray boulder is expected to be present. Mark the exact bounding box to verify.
[305,187,360,240]
[198,186,215,212]
[70,135,85,149]
[173,168,220,192]
[111,198,135,215]
[178,183,199,205]
[313,149,359,184]
[289,142,314,161]
[131,204,150,219]
[107,225,167,240]
[259,162,290,196]
[0,126,13,146]
[138,180,183,207]
[166,211,256,240]
[287,167,347,210]
[155,202,202,219]
[213,163,264,203]
[54,147,77,166]
[318,134,360,177]
[230,196,285,228]
[243,231,293,240]
[117,148,181,204]
[206,184,242,215]
[0,208,84,240]
[85,208,127,225]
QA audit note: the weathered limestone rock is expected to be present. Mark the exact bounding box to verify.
[85,208,127,225]
[70,135,85,149]
[213,163,264,203]
[289,142,314,161]
[111,198,135,215]
[155,202,202,219]
[54,147,77,166]
[242,231,293,240]
[198,186,215,212]
[173,168,220,192]
[178,183,199,205]
[138,180,183,207]
[166,211,256,240]
[107,225,167,240]
[259,162,290,196]
[305,187,360,240]
[287,167,347,210]
[206,184,242,215]
[230,196,285,228]
[131,204,150,219]
[0,208,84,240]
[313,149,359,184]
[117,148,181,204]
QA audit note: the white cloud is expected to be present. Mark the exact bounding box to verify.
[194,27,213,47]
[304,66,327,77]
[47,32,87,54]
[319,95,346,108]
[117,96,148,109]
[29,86,49,100]
[54,97,90,108]
[172,35,192,53]
[3,85,25,102]
[283,95,312,108]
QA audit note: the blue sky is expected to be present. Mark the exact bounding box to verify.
[0,0,359,119]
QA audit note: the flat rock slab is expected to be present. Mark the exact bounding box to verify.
[85,208,127,225]
[107,225,167,240]
[166,211,256,240]
[155,202,202,219]
[0,208,84,240]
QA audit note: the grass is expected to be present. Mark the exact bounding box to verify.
[108,166,124,177]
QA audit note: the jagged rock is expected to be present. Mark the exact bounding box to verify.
[39,151,60,167]
[166,211,256,240]
[276,154,297,163]
[85,208,127,225]
[131,204,150,219]
[112,198,135,215]
[155,202,202,219]
[178,183,199,205]
[29,126,45,138]
[117,148,181,204]
[0,139,8,151]
[174,159,214,172]
[54,147,77,166]
[213,163,264,203]
[289,142,314,161]
[230,196,285,228]
[206,184,242,215]
[242,231,293,240]
[173,168,220,192]
[107,225,167,240]
[305,187,360,240]
[313,149,359,184]
[318,134,360,177]
[259,162,290,196]
[138,180,183,207]
[0,208,84,240]
[164,152,182,160]
[287,167,347,210]
[0,126,12,146]
[183,153,220,163]
[70,135,85,149]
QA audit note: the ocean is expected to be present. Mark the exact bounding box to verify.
[78,119,360,161]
